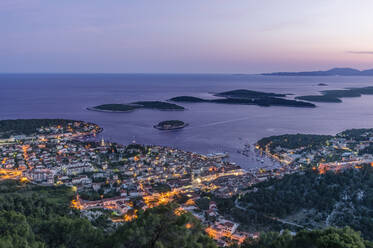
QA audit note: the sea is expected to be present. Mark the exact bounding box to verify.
[2,73,373,169]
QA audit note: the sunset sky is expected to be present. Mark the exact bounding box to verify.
[2,0,373,73]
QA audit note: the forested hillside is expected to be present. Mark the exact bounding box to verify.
[237,166,373,240]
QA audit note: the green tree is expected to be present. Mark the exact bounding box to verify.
[109,204,216,248]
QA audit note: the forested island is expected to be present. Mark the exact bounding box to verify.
[170,89,315,108]
[296,86,373,103]
[214,89,287,98]
[154,120,188,130]
[170,96,208,103]
[88,101,185,112]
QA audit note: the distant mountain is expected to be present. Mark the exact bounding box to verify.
[263,67,373,76]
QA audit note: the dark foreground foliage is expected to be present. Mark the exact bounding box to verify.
[0,180,215,248]
[239,227,373,248]
[238,166,373,240]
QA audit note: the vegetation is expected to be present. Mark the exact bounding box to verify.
[0,119,80,138]
[195,197,210,210]
[211,97,315,107]
[132,101,185,110]
[321,89,362,98]
[337,128,373,141]
[349,86,373,95]
[151,183,171,193]
[0,181,216,248]
[295,95,342,103]
[169,96,207,102]
[80,188,120,201]
[237,166,373,240]
[154,120,188,130]
[170,94,315,108]
[0,172,372,247]
[0,180,105,248]
[240,227,373,248]
[157,120,185,126]
[257,134,332,152]
[215,89,287,98]
[93,104,137,112]
[107,204,217,248]
[296,86,373,103]
[91,101,185,112]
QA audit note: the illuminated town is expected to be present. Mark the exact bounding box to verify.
[0,121,257,246]
[256,130,373,175]
[3,121,373,246]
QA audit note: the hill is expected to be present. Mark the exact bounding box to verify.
[263,67,373,76]
[0,180,216,248]
[236,166,373,241]
[240,227,373,248]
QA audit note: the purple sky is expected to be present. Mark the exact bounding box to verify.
[2,0,373,73]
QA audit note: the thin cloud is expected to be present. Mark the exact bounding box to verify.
[347,51,373,54]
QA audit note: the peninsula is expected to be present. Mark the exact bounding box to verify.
[88,101,185,113]
[0,119,101,139]
[153,120,188,130]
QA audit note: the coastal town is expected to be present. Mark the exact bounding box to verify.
[256,130,373,175]
[0,120,261,247]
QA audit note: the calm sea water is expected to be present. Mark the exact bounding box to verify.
[2,74,373,169]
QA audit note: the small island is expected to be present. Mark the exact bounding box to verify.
[153,120,188,130]
[169,96,207,103]
[88,104,137,112]
[214,89,287,98]
[88,101,185,113]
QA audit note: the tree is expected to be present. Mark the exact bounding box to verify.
[109,204,216,248]
[241,227,370,248]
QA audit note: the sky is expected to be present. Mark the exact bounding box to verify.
[1,0,373,73]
